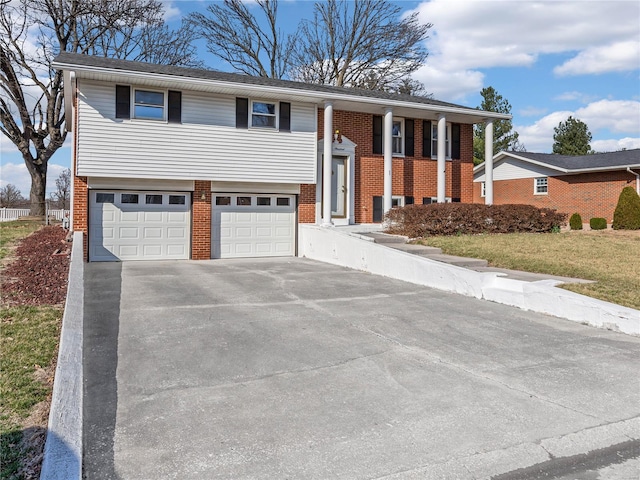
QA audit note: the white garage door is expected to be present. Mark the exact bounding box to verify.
[89,191,191,261]
[212,194,295,258]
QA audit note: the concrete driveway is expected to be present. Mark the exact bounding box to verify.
[83,258,640,479]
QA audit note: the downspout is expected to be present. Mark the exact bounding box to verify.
[627,167,640,195]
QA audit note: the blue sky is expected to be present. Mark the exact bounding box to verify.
[2,0,639,196]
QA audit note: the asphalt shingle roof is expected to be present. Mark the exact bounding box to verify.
[504,149,640,171]
[52,52,475,112]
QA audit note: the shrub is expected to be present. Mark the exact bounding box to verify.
[590,217,607,230]
[612,186,640,230]
[384,203,567,237]
[569,213,583,230]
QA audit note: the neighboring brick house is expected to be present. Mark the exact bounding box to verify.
[53,53,507,261]
[473,150,640,223]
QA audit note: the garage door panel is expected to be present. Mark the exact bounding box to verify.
[89,191,190,261]
[212,193,295,259]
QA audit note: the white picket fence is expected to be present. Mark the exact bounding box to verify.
[0,208,69,222]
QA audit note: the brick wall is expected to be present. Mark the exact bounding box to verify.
[318,109,475,223]
[299,184,316,223]
[472,171,636,222]
[192,181,212,259]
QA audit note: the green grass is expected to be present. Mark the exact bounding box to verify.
[0,221,42,260]
[1,221,63,479]
[417,230,640,310]
[0,307,62,479]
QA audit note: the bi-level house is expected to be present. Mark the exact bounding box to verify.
[53,53,508,261]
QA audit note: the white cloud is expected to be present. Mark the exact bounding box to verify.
[0,162,69,198]
[555,41,640,76]
[591,137,640,152]
[574,99,640,134]
[519,106,548,117]
[514,99,640,152]
[409,0,640,100]
[161,1,182,21]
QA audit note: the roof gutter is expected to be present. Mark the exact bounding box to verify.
[628,167,640,195]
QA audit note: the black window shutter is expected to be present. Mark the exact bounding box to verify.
[405,196,414,205]
[236,98,248,128]
[279,102,291,132]
[168,90,182,123]
[422,120,432,157]
[115,85,130,119]
[373,196,383,222]
[405,119,414,157]
[373,116,383,154]
[452,123,461,159]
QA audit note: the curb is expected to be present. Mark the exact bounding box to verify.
[40,231,84,480]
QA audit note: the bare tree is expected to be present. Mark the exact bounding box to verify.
[291,0,432,89]
[0,183,25,207]
[189,0,296,78]
[0,0,200,216]
[50,168,71,210]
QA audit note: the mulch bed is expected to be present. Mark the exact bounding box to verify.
[1,226,71,306]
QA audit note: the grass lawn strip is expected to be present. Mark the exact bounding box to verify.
[0,222,68,480]
[418,230,640,311]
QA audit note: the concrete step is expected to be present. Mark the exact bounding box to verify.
[387,244,443,255]
[423,254,489,268]
[361,232,408,244]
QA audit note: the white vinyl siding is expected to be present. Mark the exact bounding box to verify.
[76,80,317,184]
[474,158,560,182]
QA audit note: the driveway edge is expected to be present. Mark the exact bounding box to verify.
[298,225,640,335]
[40,231,83,480]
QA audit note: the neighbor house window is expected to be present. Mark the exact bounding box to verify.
[134,89,164,120]
[251,101,277,128]
[431,122,451,158]
[392,119,404,155]
[534,177,548,195]
[481,182,486,198]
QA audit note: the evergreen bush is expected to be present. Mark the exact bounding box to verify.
[590,217,607,230]
[612,186,640,230]
[569,213,583,230]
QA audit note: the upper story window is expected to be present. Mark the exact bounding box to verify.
[251,101,277,128]
[134,90,164,120]
[392,119,404,155]
[115,85,181,123]
[534,177,548,195]
[431,122,451,159]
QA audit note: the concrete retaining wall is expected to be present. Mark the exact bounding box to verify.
[40,231,84,480]
[298,225,640,336]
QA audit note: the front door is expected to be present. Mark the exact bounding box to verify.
[331,157,347,218]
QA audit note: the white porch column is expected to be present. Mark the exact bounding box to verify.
[484,119,494,205]
[322,102,333,226]
[383,107,393,213]
[436,114,446,203]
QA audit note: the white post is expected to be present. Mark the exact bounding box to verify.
[484,119,494,205]
[437,114,446,203]
[322,102,333,226]
[383,108,393,213]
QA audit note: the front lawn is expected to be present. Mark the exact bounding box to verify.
[417,230,640,310]
[0,222,69,479]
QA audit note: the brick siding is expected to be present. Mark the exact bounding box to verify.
[472,171,637,222]
[192,181,212,259]
[318,109,475,224]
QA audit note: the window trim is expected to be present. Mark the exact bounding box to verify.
[392,118,404,156]
[250,99,278,129]
[534,177,548,195]
[481,182,486,198]
[133,88,166,121]
[431,121,452,160]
